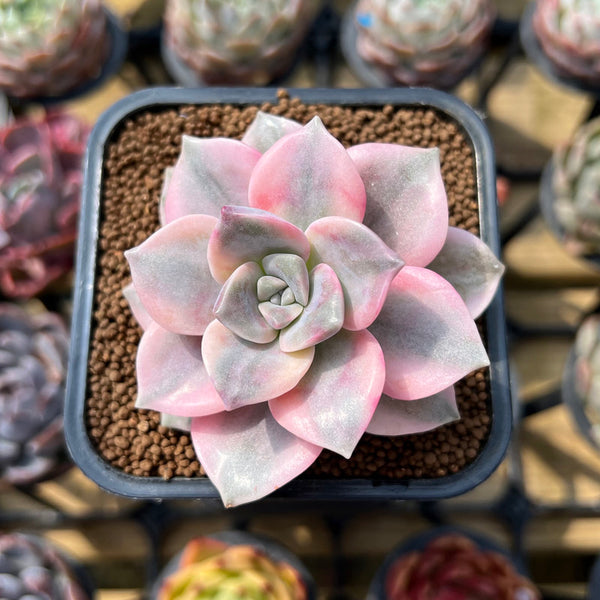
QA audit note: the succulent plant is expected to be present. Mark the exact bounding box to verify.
[551,116,600,257]
[0,0,108,98]
[0,532,90,600]
[383,533,540,600]
[0,303,70,486]
[353,0,496,88]
[533,0,600,84]
[124,110,504,507]
[0,112,88,298]
[158,537,307,600]
[163,0,321,85]
[573,314,600,445]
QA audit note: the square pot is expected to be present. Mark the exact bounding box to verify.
[65,87,511,502]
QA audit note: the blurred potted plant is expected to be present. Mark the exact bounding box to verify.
[367,527,541,600]
[0,532,93,599]
[341,0,496,88]
[162,0,322,86]
[151,531,315,599]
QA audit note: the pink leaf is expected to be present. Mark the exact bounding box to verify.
[262,253,309,306]
[191,403,322,507]
[248,116,366,230]
[122,282,153,331]
[241,111,302,153]
[369,266,490,400]
[270,329,385,458]
[207,205,311,283]
[347,144,448,266]
[163,136,260,223]
[366,387,459,436]
[279,263,345,352]
[258,302,303,330]
[125,215,221,336]
[158,167,174,226]
[213,262,277,344]
[136,323,226,417]
[201,319,314,410]
[428,227,504,319]
[306,216,403,330]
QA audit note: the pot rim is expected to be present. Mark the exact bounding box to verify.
[65,86,511,502]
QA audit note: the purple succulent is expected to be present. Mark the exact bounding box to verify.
[0,112,88,298]
[0,303,70,486]
[124,112,504,507]
[0,533,90,600]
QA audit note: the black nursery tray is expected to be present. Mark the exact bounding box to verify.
[65,87,511,502]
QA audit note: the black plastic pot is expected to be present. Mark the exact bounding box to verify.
[149,530,316,600]
[520,1,600,95]
[366,525,530,600]
[65,87,511,502]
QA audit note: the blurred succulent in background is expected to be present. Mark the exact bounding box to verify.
[0,112,88,299]
[0,533,90,600]
[163,0,321,85]
[158,537,307,600]
[353,0,496,88]
[573,314,600,445]
[0,0,108,98]
[384,533,541,600]
[0,302,70,486]
[551,116,600,257]
[533,0,600,84]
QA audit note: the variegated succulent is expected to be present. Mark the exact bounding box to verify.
[0,532,90,600]
[551,116,600,257]
[573,314,600,445]
[0,303,70,486]
[124,111,504,507]
[384,533,540,600]
[163,0,321,85]
[0,0,108,98]
[158,537,307,600]
[0,112,87,298]
[353,0,496,88]
[533,0,600,84]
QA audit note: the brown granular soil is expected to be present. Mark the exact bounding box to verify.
[86,90,491,481]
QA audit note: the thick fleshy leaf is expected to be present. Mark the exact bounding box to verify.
[281,288,295,305]
[258,302,303,329]
[161,413,192,431]
[248,116,366,230]
[202,319,314,410]
[158,166,174,226]
[257,275,287,301]
[262,253,309,306]
[207,206,311,283]
[191,403,321,507]
[241,111,302,153]
[122,282,153,331]
[347,143,448,266]
[306,217,404,330]
[163,136,260,223]
[366,387,459,436]
[125,215,221,336]
[369,266,490,400]
[428,227,505,319]
[213,262,277,344]
[136,323,226,417]
[270,329,385,458]
[279,263,345,352]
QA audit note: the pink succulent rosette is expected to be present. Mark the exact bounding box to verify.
[124,112,504,507]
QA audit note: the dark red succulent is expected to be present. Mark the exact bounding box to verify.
[0,112,88,298]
